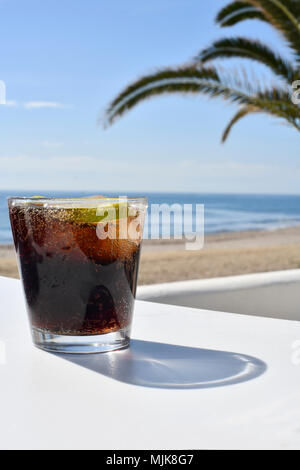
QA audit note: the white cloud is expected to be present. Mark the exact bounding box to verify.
[24,101,67,110]
[1,155,300,194]
[4,100,18,107]
[0,154,130,173]
[42,141,64,148]
[0,100,69,109]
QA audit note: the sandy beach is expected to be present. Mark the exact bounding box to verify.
[1,226,300,285]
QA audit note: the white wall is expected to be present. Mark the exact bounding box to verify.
[137,270,300,321]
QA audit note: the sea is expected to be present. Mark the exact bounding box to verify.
[2,190,300,245]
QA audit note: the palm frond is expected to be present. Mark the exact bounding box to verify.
[222,106,258,141]
[106,66,224,125]
[106,66,219,122]
[219,9,268,26]
[106,65,277,125]
[106,82,207,125]
[196,37,297,82]
[105,1,300,141]
[247,0,300,59]
[216,1,267,26]
[255,88,300,123]
[105,65,300,131]
[223,93,300,141]
[282,0,300,18]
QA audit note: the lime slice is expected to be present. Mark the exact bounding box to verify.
[27,196,46,207]
[66,202,130,224]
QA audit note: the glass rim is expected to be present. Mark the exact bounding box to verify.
[7,195,148,208]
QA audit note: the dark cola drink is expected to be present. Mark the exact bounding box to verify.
[8,196,147,353]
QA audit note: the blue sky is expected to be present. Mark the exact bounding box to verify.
[0,0,299,194]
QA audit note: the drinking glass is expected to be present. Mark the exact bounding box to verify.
[8,196,147,353]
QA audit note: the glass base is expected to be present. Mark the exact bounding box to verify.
[31,327,130,354]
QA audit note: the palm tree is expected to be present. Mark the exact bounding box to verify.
[105,0,300,142]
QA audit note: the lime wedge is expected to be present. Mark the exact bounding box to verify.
[66,202,130,224]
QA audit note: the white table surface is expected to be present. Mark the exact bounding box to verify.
[1,275,300,450]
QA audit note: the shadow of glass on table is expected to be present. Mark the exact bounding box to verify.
[56,339,267,390]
